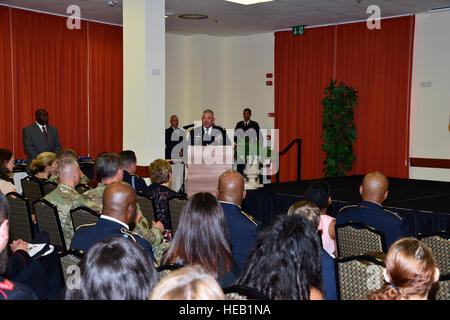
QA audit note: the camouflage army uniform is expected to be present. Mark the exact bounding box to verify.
[78,183,165,249]
[43,184,94,249]
[48,173,90,185]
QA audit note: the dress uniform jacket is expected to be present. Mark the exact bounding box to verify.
[188,125,229,146]
[165,127,185,159]
[122,170,147,193]
[336,201,410,250]
[70,216,155,262]
[234,120,260,138]
[220,201,263,273]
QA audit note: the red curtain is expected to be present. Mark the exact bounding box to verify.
[88,22,123,157]
[275,16,414,181]
[0,7,13,151]
[0,8,123,160]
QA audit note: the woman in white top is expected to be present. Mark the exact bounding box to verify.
[0,148,16,195]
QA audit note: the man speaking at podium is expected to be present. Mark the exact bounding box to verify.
[189,109,228,146]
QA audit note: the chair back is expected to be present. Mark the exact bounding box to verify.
[42,181,58,196]
[168,198,187,234]
[21,177,44,210]
[5,192,34,242]
[418,231,450,275]
[335,254,385,300]
[34,199,66,251]
[435,274,450,301]
[70,206,100,232]
[58,249,84,286]
[75,184,91,194]
[136,193,156,223]
[335,221,386,258]
[223,285,271,300]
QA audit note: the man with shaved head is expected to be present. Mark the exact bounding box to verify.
[216,170,262,272]
[44,159,94,248]
[70,182,155,261]
[336,171,410,249]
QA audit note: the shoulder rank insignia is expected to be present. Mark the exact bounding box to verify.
[241,211,258,226]
[75,223,96,232]
[121,228,136,243]
[382,208,403,220]
[338,204,358,212]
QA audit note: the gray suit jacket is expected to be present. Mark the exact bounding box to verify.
[23,123,61,162]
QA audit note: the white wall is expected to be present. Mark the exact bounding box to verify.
[166,32,275,131]
[409,11,450,181]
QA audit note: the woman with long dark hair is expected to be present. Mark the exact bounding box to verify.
[0,148,16,195]
[235,213,324,300]
[366,238,440,300]
[162,192,235,287]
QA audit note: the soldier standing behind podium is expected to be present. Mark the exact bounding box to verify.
[23,109,61,172]
[189,109,228,146]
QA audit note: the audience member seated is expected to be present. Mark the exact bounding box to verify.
[216,170,262,273]
[70,182,155,261]
[48,148,89,185]
[119,150,147,193]
[29,152,57,183]
[336,171,410,249]
[304,181,336,256]
[44,159,94,249]
[0,193,36,299]
[65,236,157,300]
[79,152,165,251]
[0,149,16,195]
[234,214,324,300]
[161,192,237,287]
[366,238,439,300]
[149,265,225,300]
[144,159,177,231]
[287,201,337,300]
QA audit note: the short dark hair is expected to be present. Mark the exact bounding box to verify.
[163,192,232,276]
[57,148,78,160]
[304,181,332,210]
[94,153,123,180]
[243,108,252,114]
[119,150,137,169]
[65,236,157,300]
[35,108,47,116]
[236,214,324,300]
[0,148,13,180]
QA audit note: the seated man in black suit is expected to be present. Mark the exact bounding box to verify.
[336,171,410,250]
[216,170,262,273]
[70,182,155,262]
[119,150,147,193]
[22,109,61,172]
[189,109,229,146]
[165,115,185,160]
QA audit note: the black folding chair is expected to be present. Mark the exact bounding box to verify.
[70,206,100,232]
[33,199,66,252]
[168,198,187,234]
[6,192,34,242]
[58,249,85,286]
[418,231,450,276]
[42,181,58,196]
[21,176,44,212]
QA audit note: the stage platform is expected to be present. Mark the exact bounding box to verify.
[242,175,450,237]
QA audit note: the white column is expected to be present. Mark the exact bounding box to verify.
[123,0,165,166]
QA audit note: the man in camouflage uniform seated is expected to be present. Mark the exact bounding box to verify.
[47,148,90,185]
[43,159,94,249]
[77,152,170,264]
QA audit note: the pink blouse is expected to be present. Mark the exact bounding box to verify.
[319,214,335,256]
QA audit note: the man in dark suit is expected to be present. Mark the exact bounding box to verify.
[23,109,61,169]
[165,115,185,159]
[70,182,155,262]
[336,171,410,249]
[216,170,262,273]
[235,108,260,175]
[119,150,147,193]
[189,109,229,146]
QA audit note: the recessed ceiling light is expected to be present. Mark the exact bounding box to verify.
[225,0,274,5]
[179,14,208,19]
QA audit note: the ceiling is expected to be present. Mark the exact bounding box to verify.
[0,0,449,36]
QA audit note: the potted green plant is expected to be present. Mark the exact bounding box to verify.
[321,79,357,177]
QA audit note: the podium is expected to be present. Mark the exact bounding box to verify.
[186,145,234,198]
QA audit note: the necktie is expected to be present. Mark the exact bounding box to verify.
[42,126,48,140]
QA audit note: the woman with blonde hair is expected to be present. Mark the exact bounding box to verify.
[30,152,57,182]
[366,237,440,300]
[149,265,225,300]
